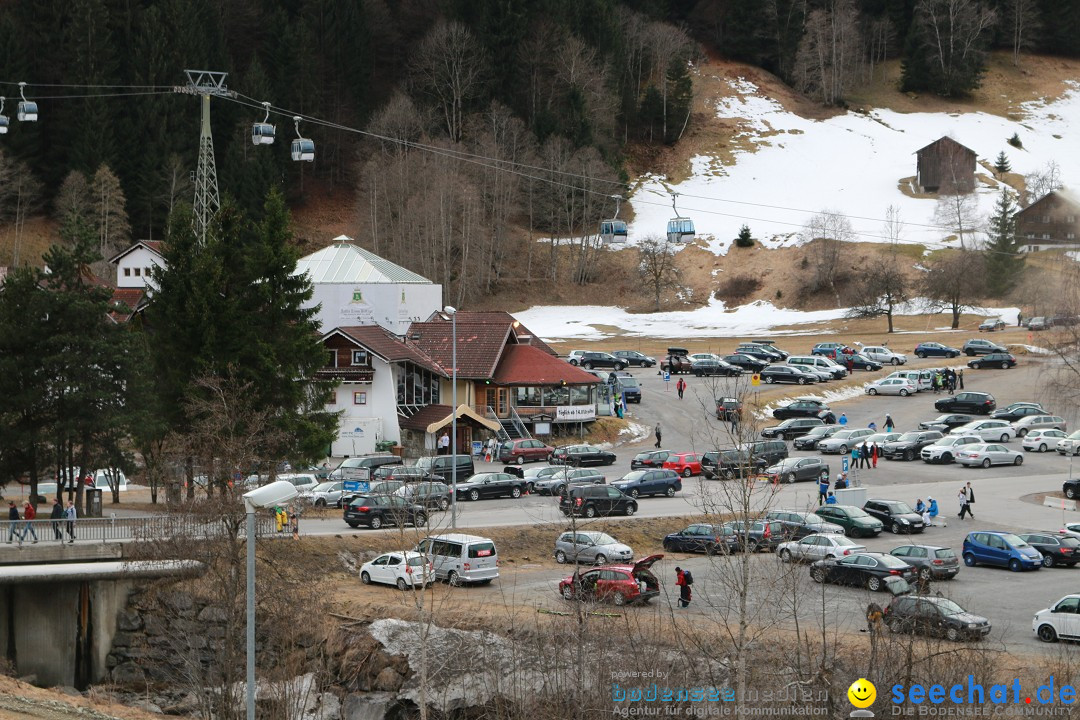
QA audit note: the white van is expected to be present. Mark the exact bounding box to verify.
[416,533,499,585]
[886,368,937,391]
[787,355,846,379]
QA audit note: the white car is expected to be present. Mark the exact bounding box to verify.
[954,443,1023,468]
[566,350,587,365]
[920,435,982,464]
[1034,595,1080,643]
[689,352,723,363]
[861,346,907,365]
[1012,415,1067,437]
[1058,430,1080,456]
[1023,429,1068,453]
[360,551,434,590]
[818,428,876,455]
[949,419,1014,443]
[865,378,917,396]
[792,365,833,382]
[301,481,347,507]
[778,534,867,563]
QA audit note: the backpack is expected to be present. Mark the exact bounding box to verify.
[682,570,694,586]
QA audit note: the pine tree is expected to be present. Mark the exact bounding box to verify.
[993,151,1011,177]
[983,188,1025,296]
[735,225,755,248]
[665,59,693,145]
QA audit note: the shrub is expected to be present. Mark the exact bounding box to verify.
[714,274,763,302]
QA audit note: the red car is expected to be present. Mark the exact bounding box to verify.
[663,452,703,478]
[558,555,663,606]
[498,439,555,465]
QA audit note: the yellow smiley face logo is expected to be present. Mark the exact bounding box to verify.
[848,678,876,709]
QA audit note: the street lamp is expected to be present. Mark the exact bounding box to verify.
[242,480,299,720]
[444,305,458,528]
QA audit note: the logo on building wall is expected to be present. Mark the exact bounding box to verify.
[352,290,364,303]
[341,287,375,324]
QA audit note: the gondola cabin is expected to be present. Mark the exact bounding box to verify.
[600,219,628,244]
[17,101,37,122]
[0,115,8,134]
[251,122,276,145]
[291,138,315,162]
[666,217,695,244]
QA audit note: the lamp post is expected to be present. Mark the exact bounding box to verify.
[445,305,458,528]
[242,480,299,720]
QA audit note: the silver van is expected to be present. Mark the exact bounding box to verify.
[886,369,934,392]
[787,355,846,379]
[416,533,499,585]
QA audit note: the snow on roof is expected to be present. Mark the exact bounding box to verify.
[296,237,432,284]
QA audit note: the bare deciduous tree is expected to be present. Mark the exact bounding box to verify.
[1023,160,1062,207]
[409,20,488,144]
[847,207,910,332]
[933,187,980,249]
[0,149,44,266]
[922,249,985,328]
[793,0,862,105]
[802,210,853,300]
[55,170,93,230]
[637,235,680,311]
[160,154,193,220]
[92,163,131,259]
[1009,0,1041,67]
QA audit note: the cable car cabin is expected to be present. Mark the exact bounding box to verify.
[251,122,276,145]
[17,101,38,122]
[666,217,695,244]
[0,115,8,134]
[291,138,315,162]
[600,219,628,244]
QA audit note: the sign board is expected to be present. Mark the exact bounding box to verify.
[343,481,361,492]
[663,371,671,382]
[556,405,597,421]
[751,374,760,387]
[842,457,849,473]
[534,422,552,435]
[471,440,483,457]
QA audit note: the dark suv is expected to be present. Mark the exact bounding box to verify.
[609,372,642,403]
[882,431,944,461]
[631,450,670,470]
[735,343,783,362]
[724,520,790,552]
[612,350,656,368]
[715,397,744,421]
[863,499,926,534]
[575,351,626,371]
[765,509,844,539]
[761,417,824,440]
[962,338,1006,356]
[935,392,996,415]
[343,494,427,529]
[968,352,1016,370]
[559,485,638,518]
[723,354,768,373]
[661,347,692,374]
[889,545,960,581]
[395,482,451,511]
[701,449,766,480]
[773,399,830,420]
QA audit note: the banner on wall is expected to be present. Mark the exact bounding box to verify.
[556,405,596,421]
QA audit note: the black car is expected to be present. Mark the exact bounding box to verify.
[735,344,783,362]
[692,358,742,377]
[845,354,883,372]
[760,365,815,385]
[343,494,428,529]
[890,545,960,581]
[883,595,991,640]
[1018,532,1080,568]
[550,444,617,466]
[918,414,975,432]
[559,485,637,518]
[968,352,1017,370]
[761,457,830,484]
[882,431,944,461]
[724,520,790,552]
[715,397,744,421]
[663,523,739,554]
[611,469,682,498]
[751,340,790,359]
[773,399,830,420]
[792,425,841,450]
[722,354,768,373]
[934,392,996,415]
[573,351,626,370]
[862,499,926,534]
[761,417,825,440]
[765,509,845,539]
[453,472,527,501]
[810,552,918,591]
[701,449,767,480]
[631,450,671,470]
[1064,478,1080,500]
[533,467,606,496]
[612,350,656,368]
[991,403,1044,422]
[962,339,1007,356]
[745,440,790,466]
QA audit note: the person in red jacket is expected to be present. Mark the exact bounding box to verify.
[19,502,38,544]
[675,567,692,608]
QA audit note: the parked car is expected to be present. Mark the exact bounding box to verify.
[787,355,847,379]
[573,351,626,370]
[414,454,476,481]
[890,545,960,581]
[689,352,723,363]
[1064,478,1080,500]
[773,399,831,420]
[761,457,830,484]
[761,417,825,440]
[863,499,926,534]
[934,392,997,415]
[692,358,742,377]
[735,343,783,362]
[750,340,790,359]
[331,454,402,481]
[760,365,815,385]
[779,534,866,563]
[812,342,853,357]
[884,595,990,640]
[968,352,1017,370]
[498,438,555,464]
[790,364,832,383]
[612,350,656,368]
[662,452,703,478]
[558,555,662,606]
[612,469,682,498]
[963,531,1042,571]
[631,450,671,470]
[978,319,1006,332]
[565,350,587,365]
[305,481,347,508]
[818,428,876,455]
[660,347,692,374]
[919,414,976,432]
[343,494,428,529]
[949,419,1015,442]
[375,466,440,484]
[1012,415,1067,437]
[963,338,1007,356]
[394,481,452,511]
[359,551,434,590]
[885,369,933,392]
[554,530,633,565]
[764,509,845,539]
[1018,532,1080,568]
[920,435,982,464]
[701,449,766,480]
[1029,316,1049,330]
[1057,430,1080,456]
[865,378,917,396]
[722,354,768,373]
[663,523,739,555]
[954,443,1023,468]
[793,424,842,450]
[810,552,918,591]
[715,397,744,421]
[533,467,605,496]
[991,401,1045,422]
[815,504,886,537]
[882,431,945,461]
[863,431,903,447]
[724,519,790,552]
[1024,428,1067,453]
[1033,595,1080,642]
[453,472,527,501]
[914,342,960,359]
[609,372,642,403]
[559,485,638,518]
[860,345,907,365]
[550,444,616,467]
[744,439,790,466]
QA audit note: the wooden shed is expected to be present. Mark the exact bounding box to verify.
[916,136,977,193]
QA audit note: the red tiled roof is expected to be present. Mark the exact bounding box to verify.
[107,240,165,264]
[143,241,164,254]
[422,310,558,357]
[399,404,453,432]
[491,344,600,386]
[331,326,447,376]
[407,320,512,379]
[108,287,146,323]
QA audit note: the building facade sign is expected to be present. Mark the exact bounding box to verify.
[556,405,596,421]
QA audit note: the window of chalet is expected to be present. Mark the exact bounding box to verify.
[123,268,131,277]
[515,387,542,406]
[569,385,591,405]
[351,350,369,366]
[544,385,570,406]
[397,362,440,409]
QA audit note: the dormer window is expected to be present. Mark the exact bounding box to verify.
[352,350,369,366]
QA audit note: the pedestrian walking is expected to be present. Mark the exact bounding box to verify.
[676,377,686,399]
[957,487,973,520]
[871,442,879,468]
[64,500,77,543]
[957,368,964,389]
[654,422,662,449]
[1018,311,1023,327]
[818,475,830,506]
[675,567,692,608]
[50,497,64,541]
[838,413,848,426]
[730,413,739,435]
[884,414,894,433]
[851,444,860,469]
[615,391,624,418]
[7,502,19,544]
[19,502,38,545]
[965,482,975,518]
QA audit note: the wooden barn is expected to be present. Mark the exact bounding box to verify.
[915,136,977,193]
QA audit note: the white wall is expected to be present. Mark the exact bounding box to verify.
[328,355,402,456]
[116,248,164,289]
[307,282,443,334]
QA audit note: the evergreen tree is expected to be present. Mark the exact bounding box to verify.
[735,225,755,248]
[993,151,1011,176]
[665,59,693,145]
[983,188,1025,296]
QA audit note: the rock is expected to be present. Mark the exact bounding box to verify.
[143,615,167,636]
[131,700,163,714]
[164,591,194,612]
[161,691,201,715]
[197,605,228,623]
[373,667,403,692]
[112,662,146,686]
[116,609,143,631]
[111,631,134,648]
[304,692,340,720]
[342,692,396,720]
[57,686,82,697]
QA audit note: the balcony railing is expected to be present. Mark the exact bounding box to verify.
[0,514,279,547]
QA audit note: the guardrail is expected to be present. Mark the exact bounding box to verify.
[1,514,280,546]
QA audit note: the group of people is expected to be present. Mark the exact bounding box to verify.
[957,482,976,520]
[913,497,945,527]
[6,498,77,545]
[931,368,964,394]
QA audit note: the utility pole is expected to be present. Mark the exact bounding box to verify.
[174,70,234,244]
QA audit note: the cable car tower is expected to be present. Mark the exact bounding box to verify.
[174,70,235,244]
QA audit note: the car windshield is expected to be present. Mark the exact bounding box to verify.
[620,472,647,482]
[846,508,871,518]
[1000,533,1030,548]
[591,533,618,546]
[618,377,640,388]
[885,501,915,513]
[897,433,921,442]
[312,482,336,492]
[806,427,832,437]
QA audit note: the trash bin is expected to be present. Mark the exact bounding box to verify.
[85,488,103,518]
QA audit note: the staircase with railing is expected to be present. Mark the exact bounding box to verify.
[485,405,533,442]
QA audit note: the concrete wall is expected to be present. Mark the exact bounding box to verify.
[90,580,130,683]
[13,583,80,687]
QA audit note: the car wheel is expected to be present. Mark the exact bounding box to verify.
[315,498,326,508]
[966,350,976,357]
[888,619,904,633]
[438,498,450,511]
[510,487,522,499]
[468,489,480,501]
[555,485,567,497]
[867,576,882,592]
[1014,455,1023,466]
[997,433,1010,443]
[981,458,991,468]
[583,363,593,370]
[625,503,636,516]
[682,467,693,478]
[615,363,625,371]
[516,456,525,465]
[1001,362,1009,369]
[555,550,568,564]
[916,352,926,359]
[919,567,932,581]
[721,468,735,480]
[891,522,901,534]
[1043,555,1056,568]
[1038,624,1059,643]
[612,592,627,606]
[584,505,597,518]
[666,485,677,497]
[811,567,826,583]
[785,473,796,484]
[448,571,461,586]
[346,521,360,528]
[370,516,382,530]
[964,553,976,567]
[868,388,878,395]
[780,549,793,562]
[361,571,371,585]
[629,489,639,499]
[904,450,914,461]
[948,352,957,358]
[594,554,607,565]
[561,585,575,600]
[397,577,408,591]
[414,513,427,526]
[839,445,848,455]
[1017,428,1029,438]
[798,378,808,385]
[899,389,909,396]
[662,541,674,553]
[946,627,960,642]
[764,376,775,384]
[1009,559,1022,572]
[938,452,952,464]
[1067,487,1077,500]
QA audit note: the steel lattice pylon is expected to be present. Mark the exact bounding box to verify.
[175,71,234,244]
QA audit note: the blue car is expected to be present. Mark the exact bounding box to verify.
[962,531,1042,572]
[914,342,960,359]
